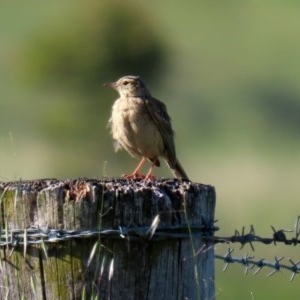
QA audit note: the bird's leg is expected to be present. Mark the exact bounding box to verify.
[144,159,157,180]
[125,157,146,179]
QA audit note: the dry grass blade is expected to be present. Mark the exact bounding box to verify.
[30,275,36,297]
[23,228,27,258]
[41,239,48,261]
[100,255,107,278]
[81,285,86,300]
[149,215,160,239]
[87,241,98,268]
[108,258,114,281]
[0,187,8,203]
[5,219,9,252]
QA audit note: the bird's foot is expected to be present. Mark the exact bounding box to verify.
[144,174,156,181]
[144,169,156,181]
[123,173,146,180]
[122,173,156,181]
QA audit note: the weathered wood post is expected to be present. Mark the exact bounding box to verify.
[0,179,216,300]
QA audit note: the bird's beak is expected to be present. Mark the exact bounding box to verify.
[103,81,117,89]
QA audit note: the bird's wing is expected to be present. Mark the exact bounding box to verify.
[144,97,176,162]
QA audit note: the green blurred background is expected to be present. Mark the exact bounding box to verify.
[1,1,300,298]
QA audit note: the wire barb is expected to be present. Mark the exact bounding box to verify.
[213,217,300,281]
[215,248,300,281]
[0,222,217,247]
[207,216,300,249]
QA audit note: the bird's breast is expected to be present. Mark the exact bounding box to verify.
[112,97,144,125]
[110,97,164,158]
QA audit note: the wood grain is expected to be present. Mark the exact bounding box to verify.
[0,179,216,300]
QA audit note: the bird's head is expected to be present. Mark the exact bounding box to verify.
[104,75,150,98]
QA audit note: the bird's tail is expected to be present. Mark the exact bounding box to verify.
[167,158,189,180]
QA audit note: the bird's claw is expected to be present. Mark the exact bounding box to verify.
[122,173,156,181]
[123,173,145,180]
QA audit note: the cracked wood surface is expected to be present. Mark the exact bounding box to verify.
[0,178,216,300]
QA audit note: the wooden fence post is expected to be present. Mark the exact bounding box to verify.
[0,179,216,300]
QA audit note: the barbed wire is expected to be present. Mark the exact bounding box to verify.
[211,216,300,281]
[1,217,300,248]
[206,216,300,250]
[2,214,300,280]
[215,248,300,282]
[0,223,212,248]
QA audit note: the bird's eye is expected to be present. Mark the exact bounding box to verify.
[123,81,129,86]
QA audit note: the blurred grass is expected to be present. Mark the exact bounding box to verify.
[1,1,300,298]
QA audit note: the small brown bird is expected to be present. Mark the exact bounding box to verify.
[105,75,189,180]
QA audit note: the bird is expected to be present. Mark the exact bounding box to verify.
[104,75,189,180]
